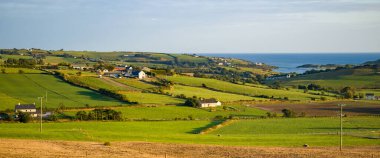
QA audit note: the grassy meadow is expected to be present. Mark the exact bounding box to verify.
[64,105,268,120]
[0,117,378,146]
[164,75,329,101]
[0,74,124,110]
[118,91,184,105]
[166,85,264,102]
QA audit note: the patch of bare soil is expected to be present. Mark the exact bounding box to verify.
[0,139,379,158]
[254,101,380,116]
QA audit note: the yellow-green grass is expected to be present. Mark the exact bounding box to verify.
[0,117,379,146]
[358,89,380,96]
[64,105,267,120]
[164,75,325,101]
[118,91,184,105]
[281,68,380,89]
[170,54,209,63]
[44,56,82,64]
[165,85,265,102]
[56,70,96,76]
[113,78,158,90]
[0,54,32,59]
[0,74,124,110]
[0,68,44,74]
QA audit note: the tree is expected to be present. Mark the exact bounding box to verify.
[184,98,201,108]
[1,69,5,74]
[76,111,87,120]
[18,69,24,74]
[18,112,31,123]
[281,109,296,118]
[76,71,82,76]
[340,86,355,99]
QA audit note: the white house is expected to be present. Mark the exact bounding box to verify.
[365,93,376,100]
[199,98,222,108]
[15,103,38,117]
[137,71,146,80]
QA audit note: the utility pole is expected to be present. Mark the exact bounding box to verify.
[38,96,44,133]
[338,104,345,151]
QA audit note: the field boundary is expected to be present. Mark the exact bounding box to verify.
[198,119,235,134]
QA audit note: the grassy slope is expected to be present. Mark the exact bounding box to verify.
[281,68,380,89]
[0,117,378,146]
[164,75,327,101]
[113,78,158,90]
[166,85,265,102]
[0,74,124,109]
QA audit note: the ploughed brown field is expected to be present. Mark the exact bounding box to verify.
[0,139,379,158]
[254,101,380,116]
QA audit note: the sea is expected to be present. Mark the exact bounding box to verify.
[200,53,380,73]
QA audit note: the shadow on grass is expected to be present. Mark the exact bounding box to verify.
[188,120,223,134]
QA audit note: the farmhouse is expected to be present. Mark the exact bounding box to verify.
[15,103,38,117]
[200,98,221,108]
[365,93,376,100]
[131,70,146,80]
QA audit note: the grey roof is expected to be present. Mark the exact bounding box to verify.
[200,98,219,104]
[15,104,36,109]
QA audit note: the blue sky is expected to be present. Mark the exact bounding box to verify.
[0,0,379,53]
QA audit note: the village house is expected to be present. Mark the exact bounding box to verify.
[14,103,38,117]
[199,98,222,108]
[130,70,146,80]
[365,93,376,100]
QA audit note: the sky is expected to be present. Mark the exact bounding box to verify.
[0,0,380,53]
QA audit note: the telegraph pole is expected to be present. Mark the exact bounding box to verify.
[38,96,44,133]
[338,104,345,151]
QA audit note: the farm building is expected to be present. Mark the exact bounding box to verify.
[14,103,38,117]
[199,98,221,108]
[131,71,146,80]
[365,93,376,100]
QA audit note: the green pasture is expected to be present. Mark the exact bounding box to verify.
[164,75,326,101]
[0,117,379,146]
[64,105,267,120]
[44,56,83,64]
[113,78,158,90]
[0,74,124,110]
[118,91,184,105]
[166,85,264,102]
[67,76,132,91]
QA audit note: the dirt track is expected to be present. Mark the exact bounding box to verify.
[0,139,379,158]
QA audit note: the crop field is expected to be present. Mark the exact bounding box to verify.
[0,74,124,109]
[166,85,265,102]
[64,105,267,120]
[170,54,210,63]
[67,76,132,91]
[280,68,380,89]
[164,75,327,101]
[118,91,184,105]
[0,117,378,146]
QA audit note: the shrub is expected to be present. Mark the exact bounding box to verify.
[18,69,24,74]
[104,142,111,146]
[1,69,5,74]
[18,112,31,123]
[281,109,296,118]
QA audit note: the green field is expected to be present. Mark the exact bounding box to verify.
[0,68,44,74]
[118,91,184,105]
[67,76,132,91]
[0,117,378,146]
[280,68,380,89]
[64,105,267,120]
[113,78,158,90]
[166,85,264,102]
[0,74,124,110]
[164,75,327,101]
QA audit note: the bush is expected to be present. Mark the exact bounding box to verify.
[281,109,296,118]
[104,142,111,146]
[1,69,5,74]
[18,112,32,123]
[18,69,24,74]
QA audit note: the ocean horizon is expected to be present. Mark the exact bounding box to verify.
[200,53,380,73]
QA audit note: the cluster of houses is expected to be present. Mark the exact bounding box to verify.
[97,65,149,80]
